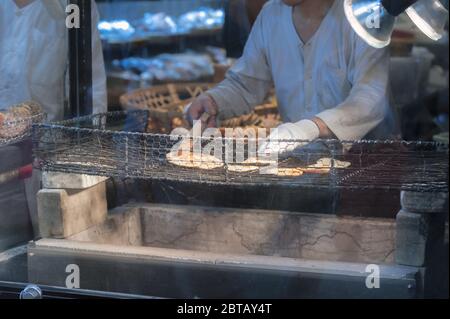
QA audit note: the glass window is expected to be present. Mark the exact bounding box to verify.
[0,0,70,286]
[1,0,448,300]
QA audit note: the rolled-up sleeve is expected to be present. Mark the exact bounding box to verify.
[316,36,390,141]
[207,9,273,121]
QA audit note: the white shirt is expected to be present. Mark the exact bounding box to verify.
[208,0,391,141]
[0,0,107,121]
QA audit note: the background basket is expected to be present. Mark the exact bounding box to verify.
[119,83,280,134]
[0,102,46,147]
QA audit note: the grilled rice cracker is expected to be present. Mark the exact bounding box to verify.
[227,157,350,176]
[274,168,304,177]
[296,158,351,174]
[166,138,224,170]
[167,150,224,170]
[227,157,276,173]
[226,164,260,173]
[309,158,351,169]
[166,138,350,174]
[229,164,305,177]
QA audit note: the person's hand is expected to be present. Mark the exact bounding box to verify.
[184,94,219,128]
[258,119,320,156]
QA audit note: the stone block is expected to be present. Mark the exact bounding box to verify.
[396,210,427,266]
[68,207,142,246]
[42,171,108,190]
[141,204,396,264]
[396,210,446,266]
[401,191,448,214]
[37,182,107,238]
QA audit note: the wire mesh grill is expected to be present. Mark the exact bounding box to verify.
[32,111,449,192]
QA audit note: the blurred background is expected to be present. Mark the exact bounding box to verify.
[96,0,449,142]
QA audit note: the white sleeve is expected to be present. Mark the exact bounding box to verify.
[316,35,390,141]
[207,9,273,121]
[91,0,107,114]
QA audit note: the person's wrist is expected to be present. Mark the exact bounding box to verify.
[311,117,335,139]
[204,93,219,115]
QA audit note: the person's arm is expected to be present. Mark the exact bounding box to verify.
[91,0,108,114]
[259,34,390,156]
[188,8,272,126]
[314,36,390,141]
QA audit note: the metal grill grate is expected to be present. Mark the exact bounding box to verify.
[32,111,449,192]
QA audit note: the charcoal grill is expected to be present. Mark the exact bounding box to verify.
[28,111,449,298]
[32,111,449,193]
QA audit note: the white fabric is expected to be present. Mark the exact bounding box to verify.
[0,0,107,121]
[208,0,391,141]
[259,119,320,155]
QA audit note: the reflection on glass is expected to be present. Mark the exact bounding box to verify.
[0,0,448,300]
[406,0,449,41]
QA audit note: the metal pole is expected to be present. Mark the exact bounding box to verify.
[69,0,93,118]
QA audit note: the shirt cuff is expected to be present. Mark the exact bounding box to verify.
[205,89,236,121]
[294,119,320,141]
[316,107,385,142]
[315,109,358,142]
